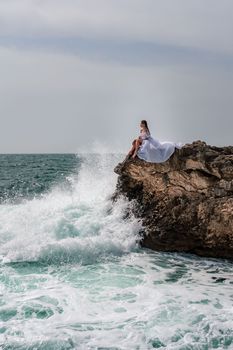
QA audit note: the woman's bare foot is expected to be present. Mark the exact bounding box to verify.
[122,153,131,163]
[132,153,137,159]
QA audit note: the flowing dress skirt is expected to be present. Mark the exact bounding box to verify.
[137,136,183,163]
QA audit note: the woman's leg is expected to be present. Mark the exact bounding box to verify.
[132,139,141,158]
[127,140,136,156]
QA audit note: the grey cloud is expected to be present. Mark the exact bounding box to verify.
[0,35,233,69]
[0,0,233,54]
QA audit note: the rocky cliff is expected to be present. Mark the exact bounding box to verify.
[114,141,233,260]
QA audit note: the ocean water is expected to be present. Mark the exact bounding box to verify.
[0,154,232,350]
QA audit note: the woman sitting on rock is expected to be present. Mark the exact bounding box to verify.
[127,120,183,163]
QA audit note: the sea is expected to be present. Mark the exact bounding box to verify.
[0,154,232,350]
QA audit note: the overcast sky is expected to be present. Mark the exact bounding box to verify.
[0,0,233,153]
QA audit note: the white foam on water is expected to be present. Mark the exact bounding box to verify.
[0,154,142,265]
[0,153,232,349]
[1,251,232,349]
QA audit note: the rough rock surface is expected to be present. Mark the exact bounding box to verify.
[114,141,233,260]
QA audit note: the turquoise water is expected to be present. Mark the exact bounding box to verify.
[0,154,232,350]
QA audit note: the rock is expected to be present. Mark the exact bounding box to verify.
[114,140,233,260]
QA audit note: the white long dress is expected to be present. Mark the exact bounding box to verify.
[137,131,184,163]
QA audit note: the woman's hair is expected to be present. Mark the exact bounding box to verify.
[141,120,150,135]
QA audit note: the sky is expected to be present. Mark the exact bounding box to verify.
[0,0,233,153]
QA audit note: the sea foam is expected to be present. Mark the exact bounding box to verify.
[0,154,142,265]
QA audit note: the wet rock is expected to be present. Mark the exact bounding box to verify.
[114,141,233,260]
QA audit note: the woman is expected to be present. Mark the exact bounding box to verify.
[128,120,150,159]
[127,120,183,163]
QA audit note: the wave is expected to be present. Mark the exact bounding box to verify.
[0,154,142,265]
